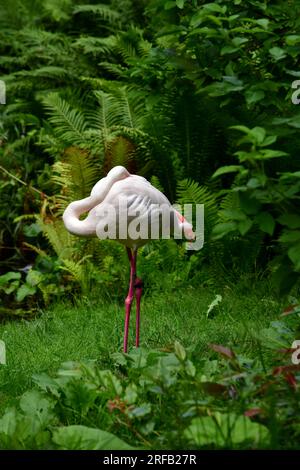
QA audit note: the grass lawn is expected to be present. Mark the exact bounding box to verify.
[0,283,282,416]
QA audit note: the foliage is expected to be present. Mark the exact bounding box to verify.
[1,302,300,449]
[1,0,300,304]
[1,0,300,452]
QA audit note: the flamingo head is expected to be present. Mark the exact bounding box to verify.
[175,211,196,241]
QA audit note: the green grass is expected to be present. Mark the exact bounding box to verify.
[0,284,282,415]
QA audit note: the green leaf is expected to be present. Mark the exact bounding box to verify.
[269,47,287,61]
[32,373,61,398]
[220,209,246,221]
[258,323,291,349]
[238,218,253,235]
[174,341,186,361]
[249,127,266,145]
[231,125,266,145]
[288,244,300,270]
[273,115,300,129]
[212,222,237,239]
[260,135,277,147]
[245,89,265,106]
[16,284,36,302]
[52,426,135,450]
[279,230,300,243]
[278,214,300,229]
[247,177,261,189]
[212,165,243,178]
[23,223,42,238]
[0,272,21,286]
[185,413,269,447]
[232,37,248,47]
[4,281,20,295]
[124,384,138,405]
[20,390,55,426]
[63,381,98,413]
[221,46,239,55]
[230,125,251,134]
[128,403,151,418]
[203,3,227,14]
[176,0,185,8]
[285,35,300,46]
[185,359,196,377]
[256,212,275,235]
[257,149,288,159]
[256,19,269,29]
[26,270,43,287]
[165,1,176,10]
[0,409,17,439]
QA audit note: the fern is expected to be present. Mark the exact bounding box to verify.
[37,217,74,259]
[73,36,117,56]
[73,4,121,24]
[177,178,217,228]
[92,91,122,133]
[105,136,135,169]
[52,146,100,209]
[150,175,164,193]
[117,86,147,129]
[16,66,70,79]
[98,61,127,78]
[60,256,92,294]
[176,178,219,261]
[42,93,88,146]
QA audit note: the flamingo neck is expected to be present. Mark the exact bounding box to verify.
[62,196,96,237]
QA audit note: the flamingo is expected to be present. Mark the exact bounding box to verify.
[63,166,195,352]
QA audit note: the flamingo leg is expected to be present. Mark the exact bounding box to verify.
[134,277,143,348]
[124,248,137,353]
[126,247,132,262]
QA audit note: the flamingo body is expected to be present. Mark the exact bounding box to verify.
[63,166,194,351]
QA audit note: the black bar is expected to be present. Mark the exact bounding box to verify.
[1,450,300,466]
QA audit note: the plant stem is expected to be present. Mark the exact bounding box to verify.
[0,164,48,198]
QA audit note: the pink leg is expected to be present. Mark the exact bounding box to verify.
[124,248,137,353]
[135,277,143,348]
[126,247,132,262]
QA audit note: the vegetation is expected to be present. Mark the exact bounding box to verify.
[0,0,300,450]
[1,287,299,450]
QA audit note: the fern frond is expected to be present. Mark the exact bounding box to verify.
[73,36,117,56]
[176,178,218,234]
[16,66,70,79]
[91,91,121,131]
[137,39,152,57]
[73,4,121,24]
[37,217,74,259]
[105,136,135,169]
[117,86,147,129]
[42,93,88,145]
[177,179,215,206]
[98,61,127,77]
[52,146,100,209]
[150,175,164,192]
[60,255,90,281]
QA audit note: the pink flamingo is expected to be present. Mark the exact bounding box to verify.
[63,166,195,352]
